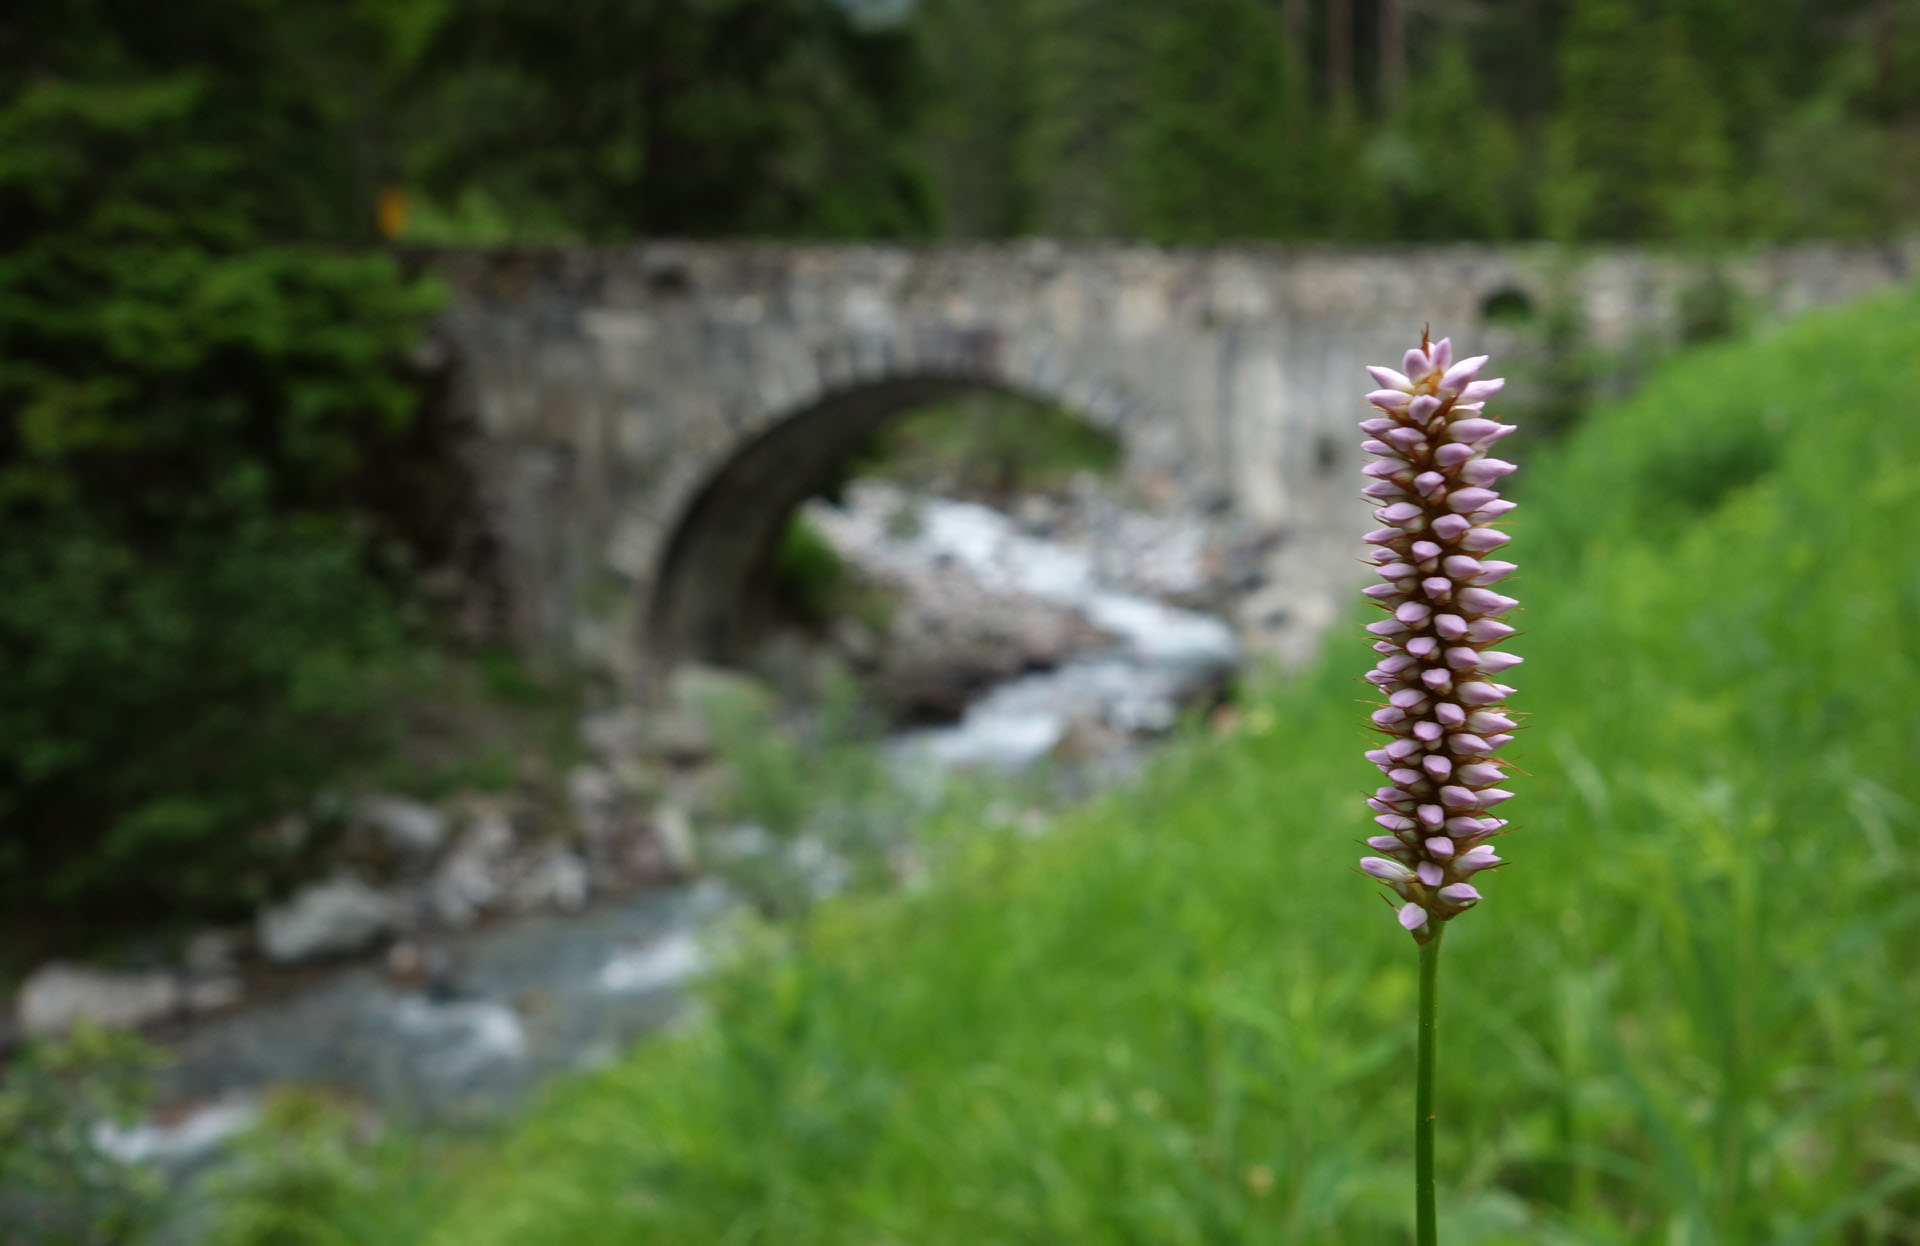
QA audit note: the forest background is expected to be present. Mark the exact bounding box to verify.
[4,0,1919,928]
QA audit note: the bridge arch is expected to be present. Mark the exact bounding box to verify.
[418,241,1913,682]
[647,351,1132,667]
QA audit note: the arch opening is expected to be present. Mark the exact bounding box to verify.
[646,374,1123,677]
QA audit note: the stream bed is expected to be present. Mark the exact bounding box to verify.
[110,484,1245,1164]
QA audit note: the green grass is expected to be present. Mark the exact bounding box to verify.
[288,288,1920,1243]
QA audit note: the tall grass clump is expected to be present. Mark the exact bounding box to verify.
[387,286,1920,1244]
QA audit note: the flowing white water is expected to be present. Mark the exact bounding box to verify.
[804,486,1242,771]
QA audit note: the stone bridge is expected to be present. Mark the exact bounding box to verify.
[419,241,1914,688]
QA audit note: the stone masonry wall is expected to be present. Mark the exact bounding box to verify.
[417,240,1917,689]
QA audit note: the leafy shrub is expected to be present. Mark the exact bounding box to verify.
[0,513,414,915]
[0,1025,166,1246]
[202,1089,429,1246]
[0,57,440,918]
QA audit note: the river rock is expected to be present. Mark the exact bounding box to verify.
[256,877,395,964]
[15,963,180,1037]
[183,928,243,977]
[578,705,646,764]
[567,765,620,842]
[425,807,516,928]
[511,846,591,914]
[355,794,447,859]
[650,805,698,877]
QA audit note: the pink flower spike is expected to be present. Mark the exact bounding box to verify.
[1455,846,1501,873]
[1461,458,1518,486]
[1447,487,1499,513]
[1356,331,1518,936]
[1362,856,1414,882]
[1456,588,1519,616]
[1446,418,1502,444]
[1468,561,1518,585]
[1455,681,1504,706]
[1439,355,1489,391]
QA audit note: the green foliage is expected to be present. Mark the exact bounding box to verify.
[769,518,854,628]
[334,285,1920,1242]
[399,0,936,239]
[0,14,440,918]
[918,0,1920,245]
[695,671,901,921]
[0,1026,166,1246]
[201,1090,445,1246]
[851,391,1122,501]
[0,516,413,913]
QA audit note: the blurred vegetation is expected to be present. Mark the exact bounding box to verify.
[0,12,444,924]
[198,1089,455,1246]
[919,0,1920,242]
[275,283,1920,1241]
[848,391,1123,502]
[6,0,1919,926]
[0,1026,166,1245]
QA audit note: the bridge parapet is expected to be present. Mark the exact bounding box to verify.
[417,241,1916,687]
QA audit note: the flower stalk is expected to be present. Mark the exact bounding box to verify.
[1356,331,1520,1244]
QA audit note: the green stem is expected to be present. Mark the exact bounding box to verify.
[1416,927,1444,1246]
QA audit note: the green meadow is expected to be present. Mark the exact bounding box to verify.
[307,287,1920,1244]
